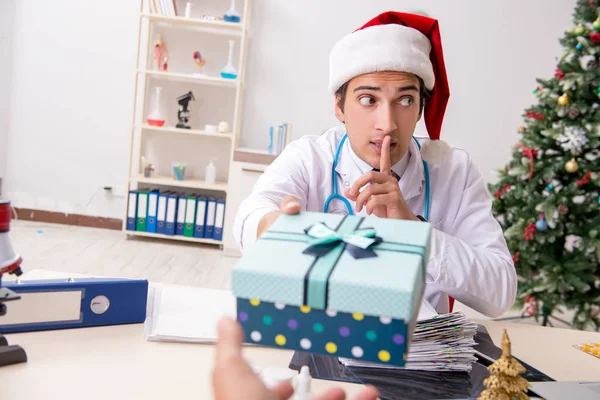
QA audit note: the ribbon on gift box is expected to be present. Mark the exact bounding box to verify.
[302,223,383,259]
[260,215,427,310]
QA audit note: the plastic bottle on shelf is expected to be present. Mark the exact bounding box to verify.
[205,161,216,185]
[147,86,165,127]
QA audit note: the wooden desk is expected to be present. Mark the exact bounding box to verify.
[1,319,599,399]
[1,271,599,399]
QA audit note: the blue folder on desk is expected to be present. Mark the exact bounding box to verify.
[0,278,149,334]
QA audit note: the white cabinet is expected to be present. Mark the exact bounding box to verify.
[222,161,266,256]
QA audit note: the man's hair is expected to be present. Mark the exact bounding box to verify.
[335,75,432,115]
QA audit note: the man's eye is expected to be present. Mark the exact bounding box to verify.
[399,97,414,107]
[359,96,375,106]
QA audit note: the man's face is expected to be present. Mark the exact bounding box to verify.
[335,71,422,169]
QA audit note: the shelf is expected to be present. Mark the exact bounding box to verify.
[234,148,278,165]
[126,230,222,245]
[140,124,233,139]
[141,12,243,35]
[132,175,228,192]
[142,70,238,88]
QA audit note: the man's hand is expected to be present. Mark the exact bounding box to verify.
[257,196,301,238]
[344,136,418,220]
[212,317,381,400]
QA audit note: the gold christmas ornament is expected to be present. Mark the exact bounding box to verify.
[575,24,585,35]
[558,94,569,106]
[565,158,579,173]
[478,329,530,400]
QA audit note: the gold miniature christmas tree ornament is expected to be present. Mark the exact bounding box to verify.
[478,329,530,400]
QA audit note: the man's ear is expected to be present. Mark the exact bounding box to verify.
[334,96,345,123]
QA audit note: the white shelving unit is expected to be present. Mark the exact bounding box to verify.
[124,0,252,246]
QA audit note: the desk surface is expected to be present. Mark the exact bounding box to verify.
[1,271,599,399]
[1,318,599,399]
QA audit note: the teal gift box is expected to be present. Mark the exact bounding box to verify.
[232,211,431,367]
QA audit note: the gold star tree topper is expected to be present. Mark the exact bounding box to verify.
[478,329,530,400]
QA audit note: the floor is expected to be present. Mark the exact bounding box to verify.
[7,220,237,290]
[5,220,579,330]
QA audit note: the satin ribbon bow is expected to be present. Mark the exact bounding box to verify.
[302,222,382,259]
[516,144,538,181]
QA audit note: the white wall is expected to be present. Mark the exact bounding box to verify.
[4,0,139,216]
[240,0,578,184]
[0,0,16,195]
[4,0,578,218]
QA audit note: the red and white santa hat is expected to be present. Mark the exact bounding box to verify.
[329,11,451,163]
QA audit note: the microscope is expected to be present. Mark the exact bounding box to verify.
[176,91,195,129]
[0,199,27,367]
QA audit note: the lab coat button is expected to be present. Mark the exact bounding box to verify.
[344,181,349,187]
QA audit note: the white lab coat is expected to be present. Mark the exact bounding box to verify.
[233,127,517,318]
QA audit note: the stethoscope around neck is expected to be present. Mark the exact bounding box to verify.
[323,133,431,220]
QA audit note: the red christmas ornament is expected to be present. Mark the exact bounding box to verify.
[526,110,535,118]
[534,112,544,120]
[576,171,593,186]
[524,295,536,317]
[588,0,596,7]
[554,68,565,80]
[523,223,536,240]
[512,252,521,264]
[591,33,600,43]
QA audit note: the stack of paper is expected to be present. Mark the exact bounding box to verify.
[340,311,478,372]
[144,285,236,343]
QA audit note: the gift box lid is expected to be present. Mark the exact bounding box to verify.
[232,212,431,321]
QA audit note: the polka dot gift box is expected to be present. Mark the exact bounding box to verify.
[232,211,431,367]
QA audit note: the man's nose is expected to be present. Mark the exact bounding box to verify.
[374,104,397,134]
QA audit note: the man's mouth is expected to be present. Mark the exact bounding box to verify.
[370,141,397,153]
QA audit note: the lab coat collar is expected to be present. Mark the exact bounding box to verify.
[335,135,425,201]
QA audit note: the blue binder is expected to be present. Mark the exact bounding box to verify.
[213,199,226,241]
[175,194,187,236]
[126,190,138,231]
[146,190,159,233]
[205,198,217,238]
[194,197,207,238]
[165,192,178,235]
[156,192,168,234]
[0,278,148,334]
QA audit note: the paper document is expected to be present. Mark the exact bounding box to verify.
[340,310,478,372]
[144,285,236,343]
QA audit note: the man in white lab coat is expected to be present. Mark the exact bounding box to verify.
[233,11,517,318]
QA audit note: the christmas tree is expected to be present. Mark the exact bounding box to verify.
[489,0,600,331]
[478,329,530,400]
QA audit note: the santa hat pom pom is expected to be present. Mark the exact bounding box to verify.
[420,139,451,163]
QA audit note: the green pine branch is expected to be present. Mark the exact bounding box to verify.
[489,0,600,331]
